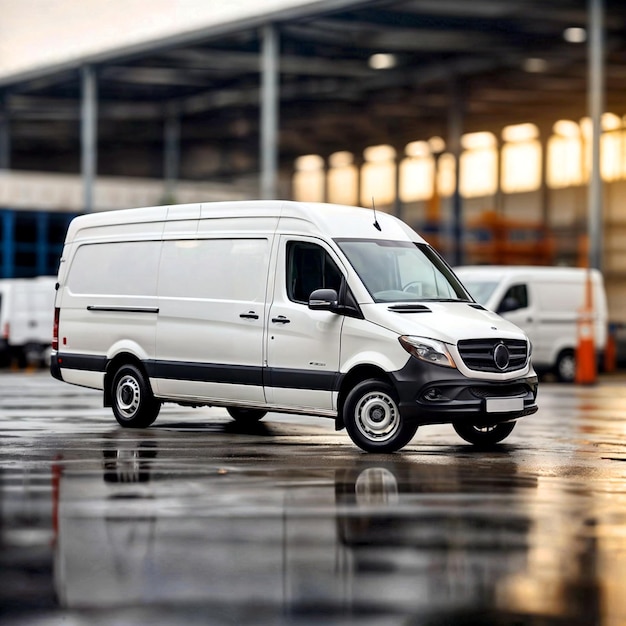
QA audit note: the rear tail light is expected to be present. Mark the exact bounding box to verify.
[52,307,59,351]
[2,322,8,340]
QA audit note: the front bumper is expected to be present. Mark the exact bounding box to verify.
[390,358,538,426]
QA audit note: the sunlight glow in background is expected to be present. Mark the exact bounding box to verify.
[293,114,626,205]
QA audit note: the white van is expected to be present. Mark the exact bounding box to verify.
[0,276,57,366]
[454,266,608,382]
[50,201,538,452]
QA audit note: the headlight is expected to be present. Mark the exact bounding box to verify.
[399,335,457,368]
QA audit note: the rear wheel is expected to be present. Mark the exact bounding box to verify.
[453,420,516,445]
[226,407,267,422]
[555,349,576,383]
[111,364,160,428]
[343,379,418,453]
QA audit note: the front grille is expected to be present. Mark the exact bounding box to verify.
[457,338,528,373]
[469,384,528,398]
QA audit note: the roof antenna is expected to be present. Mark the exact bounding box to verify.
[371,197,382,231]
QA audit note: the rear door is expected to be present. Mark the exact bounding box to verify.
[265,236,345,411]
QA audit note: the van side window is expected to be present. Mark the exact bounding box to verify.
[498,283,528,313]
[159,238,269,302]
[68,241,160,296]
[287,242,342,304]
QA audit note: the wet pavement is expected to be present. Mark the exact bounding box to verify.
[2,371,626,625]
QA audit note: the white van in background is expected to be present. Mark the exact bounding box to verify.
[0,276,57,367]
[50,201,538,452]
[454,266,608,382]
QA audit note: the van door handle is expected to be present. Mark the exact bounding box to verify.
[239,311,259,320]
[271,316,291,324]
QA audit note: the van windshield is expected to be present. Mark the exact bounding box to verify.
[459,280,499,306]
[336,239,471,303]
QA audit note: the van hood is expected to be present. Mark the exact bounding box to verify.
[361,301,527,343]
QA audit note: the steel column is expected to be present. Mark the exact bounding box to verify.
[260,24,279,200]
[448,81,464,265]
[0,94,9,170]
[164,106,181,203]
[36,212,48,277]
[539,125,550,225]
[587,0,604,271]
[2,211,15,278]
[81,65,98,213]
[393,150,402,219]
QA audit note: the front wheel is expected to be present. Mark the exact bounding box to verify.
[111,364,160,428]
[343,379,418,453]
[453,420,516,445]
[226,407,267,422]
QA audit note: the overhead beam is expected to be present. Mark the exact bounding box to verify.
[164,47,375,78]
[401,0,590,24]
[101,66,212,87]
[282,21,511,52]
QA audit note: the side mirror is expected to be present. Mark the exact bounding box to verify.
[308,288,338,311]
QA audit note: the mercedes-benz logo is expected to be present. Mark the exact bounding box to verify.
[493,343,510,370]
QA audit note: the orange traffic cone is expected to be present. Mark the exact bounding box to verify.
[575,270,597,385]
[604,322,617,373]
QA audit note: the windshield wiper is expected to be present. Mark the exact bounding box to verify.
[419,298,470,302]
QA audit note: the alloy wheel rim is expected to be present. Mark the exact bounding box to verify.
[355,391,399,442]
[116,375,140,419]
[560,355,575,380]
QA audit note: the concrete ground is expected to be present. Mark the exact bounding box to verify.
[2,370,626,625]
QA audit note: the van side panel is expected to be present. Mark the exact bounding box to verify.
[153,236,272,403]
[57,240,161,389]
[531,277,605,366]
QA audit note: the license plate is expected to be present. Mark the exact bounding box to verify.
[485,397,524,413]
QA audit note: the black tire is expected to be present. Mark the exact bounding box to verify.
[453,420,516,445]
[343,379,418,453]
[226,407,267,422]
[111,364,160,428]
[555,349,575,383]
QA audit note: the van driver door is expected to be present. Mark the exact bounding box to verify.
[265,237,345,412]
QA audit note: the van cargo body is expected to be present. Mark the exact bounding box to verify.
[50,201,538,452]
[454,266,608,382]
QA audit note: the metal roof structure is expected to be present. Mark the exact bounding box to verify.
[1,0,625,190]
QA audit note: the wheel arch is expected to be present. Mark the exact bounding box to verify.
[550,341,575,367]
[103,352,152,407]
[335,364,394,430]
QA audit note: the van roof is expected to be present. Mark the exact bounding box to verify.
[64,200,426,244]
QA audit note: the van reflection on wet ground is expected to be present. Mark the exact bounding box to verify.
[43,436,600,625]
